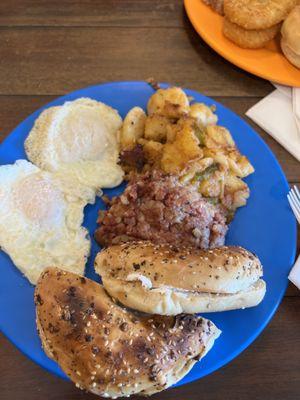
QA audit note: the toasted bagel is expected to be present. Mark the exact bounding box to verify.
[35,268,221,398]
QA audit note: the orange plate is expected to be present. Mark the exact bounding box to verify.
[184,0,300,87]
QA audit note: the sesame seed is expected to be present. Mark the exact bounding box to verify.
[91,371,97,375]
[76,371,81,376]
[87,321,91,327]
[96,364,100,369]
[92,382,97,388]
[134,369,139,374]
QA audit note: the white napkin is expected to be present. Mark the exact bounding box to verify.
[288,255,300,289]
[246,84,300,289]
[246,85,300,162]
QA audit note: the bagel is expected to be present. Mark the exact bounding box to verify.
[95,241,266,315]
[35,267,221,398]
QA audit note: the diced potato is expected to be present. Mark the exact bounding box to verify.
[189,103,218,127]
[232,188,250,208]
[119,107,146,150]
[147,87,190,119]
[180,157,215,182]
[138,138,164,165]
[224,174,248,194]
[144,114,170,142]
[222,174,250,210]
[227,151,255,178]
[161,123,203,173]
[205,125,235,149]
[199,175,222,197]
[166,123,178,143]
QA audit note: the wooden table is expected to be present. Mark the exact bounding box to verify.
[0,1,299,399]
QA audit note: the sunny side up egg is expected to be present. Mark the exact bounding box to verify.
[0,160,91,284]
[24,98,124,194]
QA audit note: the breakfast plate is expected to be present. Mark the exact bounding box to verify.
[0,81,296,386]
[184,0,300,87]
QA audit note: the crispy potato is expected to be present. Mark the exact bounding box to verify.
[232,188,250,208]
[203,148,254,178]
[144,114,170,142]
[189,103,218,127]
[179,157,215,183]
[227,151,254,178]
[205,125,235,149]
[161,122,203,173]
[225,173,248,194]
[224,174,250,209]
[119,107,146,150]
[138,138,164,165]
[166,123,179,143]
[199,174,223,198]
[118,86,254,215]
[147,87,189,119]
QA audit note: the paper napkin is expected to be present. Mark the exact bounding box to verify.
[288,255,300,289]
[246,84,300,289]
[246,85,300,162]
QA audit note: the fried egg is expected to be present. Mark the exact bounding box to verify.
[25,98,124,198]
[0,160,91,284]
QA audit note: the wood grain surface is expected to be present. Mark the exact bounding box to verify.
[0,1,299,399]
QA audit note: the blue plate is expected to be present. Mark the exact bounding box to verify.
[0,82,296,386]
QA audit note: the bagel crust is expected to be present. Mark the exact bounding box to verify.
[35,268,221,398]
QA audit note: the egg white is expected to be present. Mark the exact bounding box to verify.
[24,98,124,198]
[0,160,91,284]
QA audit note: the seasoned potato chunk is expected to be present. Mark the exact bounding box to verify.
[147,87,189,119]
[118,86,254,216]
[189,103,218,127]
[119,107,146,150]
[205,125,235,149]
[161,122,203,173]
[223,174,250,209]
[227,151,254,178]
[144,114,170,142]
[138,138,164,165]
